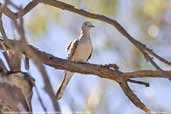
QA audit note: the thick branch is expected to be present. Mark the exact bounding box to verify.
[1,39,170,114]
[0,0,170,77]
[0,39,171,114]
[119,82,151,114]
[0,1,170,113]
[0,39,170,81]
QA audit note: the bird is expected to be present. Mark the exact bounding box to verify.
[56,21,94,100]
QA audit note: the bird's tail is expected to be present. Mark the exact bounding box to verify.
[56,71,73,100]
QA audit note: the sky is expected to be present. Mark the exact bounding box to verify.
[1,0,171,114]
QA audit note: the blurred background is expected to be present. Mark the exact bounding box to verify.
[1,0,171,114]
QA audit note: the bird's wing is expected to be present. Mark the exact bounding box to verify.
[87,48,92,61]
[66,39,79,60]
[56,39,79,99]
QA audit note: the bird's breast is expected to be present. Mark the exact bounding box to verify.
[72,40,92,62]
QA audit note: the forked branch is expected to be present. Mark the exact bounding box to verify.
[0,0,171,114]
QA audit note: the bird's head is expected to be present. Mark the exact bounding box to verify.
[82,21,94,33]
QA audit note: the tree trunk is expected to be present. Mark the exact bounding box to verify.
[0,72,34,114]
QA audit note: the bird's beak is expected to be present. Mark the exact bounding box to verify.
[89,24,95,28]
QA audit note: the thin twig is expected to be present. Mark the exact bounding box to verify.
[127,79,149,87]
[34,85,48,113]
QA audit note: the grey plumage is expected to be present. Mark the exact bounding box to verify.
[56,21,94,99]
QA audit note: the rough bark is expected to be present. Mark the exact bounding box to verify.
[0,72,34,114]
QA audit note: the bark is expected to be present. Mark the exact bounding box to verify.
[0,72,34,114]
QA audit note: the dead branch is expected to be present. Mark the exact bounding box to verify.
[0,0,170,114]
[0,39,171,113]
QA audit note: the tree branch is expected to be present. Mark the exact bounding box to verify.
[119,82,151,114]
[38,0,171,70]
[0,39,171,113]
[0,0,170,113]
[2,39,170,81]
[0,0,38,19]
[0,0,170,69]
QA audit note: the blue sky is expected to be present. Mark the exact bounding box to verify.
[1,0,171,114]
